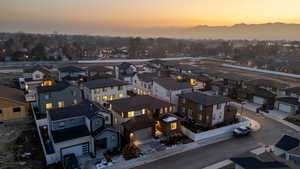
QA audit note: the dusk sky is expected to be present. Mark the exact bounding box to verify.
[1,0,300,35]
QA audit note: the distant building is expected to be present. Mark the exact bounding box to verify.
[114,62,137,83]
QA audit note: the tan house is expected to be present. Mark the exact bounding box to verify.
[0,86,29,121]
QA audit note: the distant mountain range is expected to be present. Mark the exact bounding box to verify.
[126,23,300,40]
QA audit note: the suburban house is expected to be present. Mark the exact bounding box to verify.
[169,64,199,74]
[86,65,113,79]
[152,78,193,108]
[251,88,277,106]
[0,86,29,121]
[58,66,87,85]
[285,87,300,100]
[20,66,54,101]
[230,156,290,169]
[273,135,300,157]
[132,72,158,95]
[147,59,167,69]
[109,95,176,144]
[274,97,300,114]
[177,92,236,128]
[180,74,211,90]
[245,79,288,96]
[114,62,137,83]
[83,78,129,107]
[44,100,120,164]
[36,81,82,114]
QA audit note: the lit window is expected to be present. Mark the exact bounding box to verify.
[170,122,177,130]
[42,80,53,86]
[58,101,64,108]
[160,108,164,114]
[169,106,173,112]
[164,107,168,113]
[95,96,100,102]
[190,79,197,86]
[73,99,78,104]
[119,93,124,98]
[142,109,146,114]
[102,96,108,101]
[96,88,100,93]
[46,103,53,109]
[128,111,134,118]
[109,95,114,101]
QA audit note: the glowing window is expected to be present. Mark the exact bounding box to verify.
[190,79,197,86]
[171,122,177,130]
[102,96,108,101]
[119,93,124,98]
[58,101,64,108]
[128,111,135,118]
[142,109,146,114]
[45,103,53,109]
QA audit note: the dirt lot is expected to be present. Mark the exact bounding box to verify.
[0,119,63,169]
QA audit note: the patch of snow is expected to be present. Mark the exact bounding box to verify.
[162,117,177,123]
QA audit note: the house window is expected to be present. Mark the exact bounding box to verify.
[109,95,114,101]
[58,101,64,108]
[170,122,177,130]
[73,99,78,104]
[45,95,49,100]
[199,114,202,120]
[182,98,186,104]
[142,109,146,114]
[96,88,101,94]
[105,116,109,121]
[95,96,100,102]
[169,106,173,112]
[102,96,108,101]
[181,107,186,113]
[128,111,134,118]
[45,103,53,109]
[217,104,221,110]
[199,105,203,111]
[72,91,76,96]
[190,79,197,86]
[118,93,124,98]
[206,115,210,121]
[160,108,164,114]
[59,122,64,127]
[164,107,168,113]
[13,107,21,112]
[35,74,41,79]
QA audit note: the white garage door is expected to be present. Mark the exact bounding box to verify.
[279,104,292,113]
[253,96,265,105]
[61,143,89,158]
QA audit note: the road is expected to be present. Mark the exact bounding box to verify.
[134,110,300,169]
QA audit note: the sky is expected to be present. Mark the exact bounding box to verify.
[1,0,300,35]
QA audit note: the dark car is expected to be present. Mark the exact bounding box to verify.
[233,126,251,137]
[63,154,81,169]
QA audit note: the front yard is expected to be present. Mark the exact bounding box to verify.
[284,116,300,126]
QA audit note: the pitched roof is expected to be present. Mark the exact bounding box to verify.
[285,87,300,95]
[48,100,108,121]
[137,72,158,82]
[253,88,276,98]
[51,125,90,143]
[87,65,111,73]
[154,78,192,90]
[230,157,289,169]
[109,95,173,113]
[58,66,84,72]
[0,86,26,103]
[222,73,254,81]
[37,81,70,93]
[84,78,128,89]
[175,64,199,71]
[23,65,51,74]
[178,92,229,106]
[277,97,300,106]
[122,115,154,131]
[118,62,134,69]
[275,135,300,151]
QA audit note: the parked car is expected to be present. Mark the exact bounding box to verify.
[63,154,81,169]
[233,126,251,137]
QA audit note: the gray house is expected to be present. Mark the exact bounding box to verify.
[36,81,83,114]
[46,100,120,164]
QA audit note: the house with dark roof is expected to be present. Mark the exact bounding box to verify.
[245,79,288,96]
[273,135,300,157]
[109,95,176,144]
[0,86,29,121]
[251,88,277,106]
[178,92,236,128]
[44,100,120,164]
[180,73,212,91]
[36,82,82,114]
[231,157,290,169]
[285,87,300,101]
[83,78,129,106]
[114,62,137,83]
[274,97,300,114]
[152,78,193,109]
[58,66,86,85]
[86,65,113,79]
[132,72,159,95]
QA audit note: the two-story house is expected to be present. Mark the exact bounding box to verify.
[45,100,120,164]
[274,87,300,114]
[132,72,158,95]
[86,65,114,79]
[114,62,137,83]
[109,95,176,144]
[58,66,87,85]
[178,92,236,128]
[152,78,193,109]
[83,78,129,107]
[36,81,82,114]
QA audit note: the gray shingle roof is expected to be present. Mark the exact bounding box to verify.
[275,135,300,151]
[58,66,84,72]
[178,92,229,105]
[154,78,192,90]
[285,86,300,95]
[246,79,288,89]
[84,78,128,89]
[109,95,173,113]
[48,100,109,121]
[277,97,300,106]
[51,125,90,143]
[37,81,70,93]
[0,86,26,103]
[137,73,158,82]
[122,115,155,132]
[230,157,289,169]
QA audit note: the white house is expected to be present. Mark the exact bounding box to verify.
[83,78,130,106]
[152,78,193,110]
[132,72,158,95]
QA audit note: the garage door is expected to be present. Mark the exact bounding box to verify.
[133,128,152,142]
[279,104,292,113]
[253,96,265,105]
[61,143,89,159]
